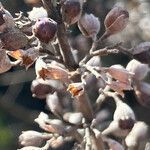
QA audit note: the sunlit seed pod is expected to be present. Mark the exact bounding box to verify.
[33,18,57,43]
[0,3,15,32]
[125,121,149,149]
[0,49,12,73]
[61,0,83,25]
[132,42,150,64]
[113,100,136,121]
[31,79,53,99]
[63,112,83,125]
[78,13,100,39]
[102,121,130,137]
[19,130,49,146]
[126,59,149,81]
[46,92,63,116]
[28,7,48,21]
[103,6,129,39]
[0,28,28,50]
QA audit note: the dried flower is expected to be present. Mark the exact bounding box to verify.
[67,82,84,97]
[61,0,83,25]
[103,6,129,40]
[33,18,57,43]
[28,7,48,21]
[19,130,49,146]
[132,42,150,64]
[46,92,63,117]
[8,47,39,69]
[78,13,100,40]
[126,59,149,81]
[125,121,149,149]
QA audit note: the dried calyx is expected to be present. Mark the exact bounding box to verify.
[33,18,57,43]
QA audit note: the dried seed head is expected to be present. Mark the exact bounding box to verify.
[132,42,150,64]
[61,0,83,25]
[103,6,129,39]
[63,112,83,125]
[33,18,57,43]
[78,13,100,40]
[0,49,12,73]
[46,92,63,117]
[19,130,46,146]
[31,79,53,99]
[49,136,64,149]
[0,3,15,33]
[125,121,149,148]
[126,59,149,81]
[28,7,48,21]
[134,82,150,108]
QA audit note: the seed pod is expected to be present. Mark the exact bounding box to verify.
[125,121,149,149]
[113,99,136,121]
[46,92,63,117]
[0,49,12,73]
[102,6,129,40]
[132,42,150,64]
[33,18,57,43]
[0,28,28,50]
[126,59,149,81]
[78,13,100,40]
[0,3,15,33]
[19,130,50,146]
[61,0,83,25]
[134,82,150,108]
[31,79,53,99]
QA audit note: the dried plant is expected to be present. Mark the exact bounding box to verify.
[0,1,150,150]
